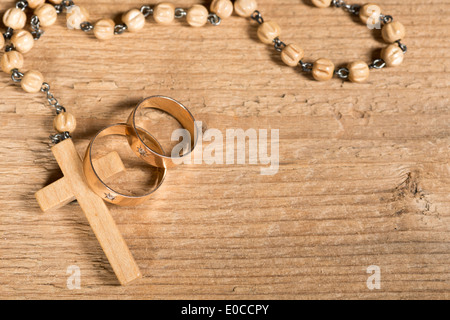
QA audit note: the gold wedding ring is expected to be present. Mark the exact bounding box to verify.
[83,96,196,206]
[83,123,167,206]
[127,96,199,168]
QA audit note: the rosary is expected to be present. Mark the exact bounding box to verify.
[1,0,407,285]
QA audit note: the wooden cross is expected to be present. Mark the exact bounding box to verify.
[35,138,141,285]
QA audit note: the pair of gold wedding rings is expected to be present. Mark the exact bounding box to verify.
[83,96,198,206]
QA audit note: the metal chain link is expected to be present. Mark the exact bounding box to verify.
[251,10,264,24]
[273,38,286,52]
[369,59,386,69]
[80,22,94,32]
[40,83,66,114]
[335,67,349,79]
[174,8,187,19]
[3,27,14,40]
[114,24,128,35]
[380,14,393,24]
[50,132,71,144]
[396,40,407,53]
[55,0,75,13]
[332,0,360,15]
[62,0,75,9]
[16,0,28,11]
[207,13,221,26]
[30,15,44,40]
[54,4,63,14]
[140,5,153,17]
[299,60,313,73]
[11,69,24,83]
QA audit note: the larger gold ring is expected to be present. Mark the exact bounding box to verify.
[83,123,167,207]
[127,96,199,168]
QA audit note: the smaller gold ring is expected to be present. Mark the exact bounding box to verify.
[127,96,198,168]
[83,123,167,207]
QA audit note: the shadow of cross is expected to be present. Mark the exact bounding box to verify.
[35,138,141,286]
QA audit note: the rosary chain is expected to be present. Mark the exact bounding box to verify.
[335,67,350,79]
[332,0,360,15]
[42,82,73,144]
[380,14,393,24]
[16,0,28,11]
[251,10,264,24]
[207,13,221,26]
[30,15,45,40]
[80,22,94,32]
[174,8,187,19]
[62,0,75,9]
[54,4,63,14]
[40,82,66,114]
[114,24,128,35]
[50,132,71,144]
[40,83,72,143]
[140,5,154,18]
[3,27,14,40]
[299,61,313,73]
[273,37,286,52]
[55,0,76,14]
[369,59,386,69]
[396,40,407,53]
[2,0,409,145]
[5,44,15,52]
[11,69,24,83]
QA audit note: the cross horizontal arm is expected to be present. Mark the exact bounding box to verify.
[36,151,126,213]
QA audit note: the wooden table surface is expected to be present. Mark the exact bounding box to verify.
[0,0,449,300]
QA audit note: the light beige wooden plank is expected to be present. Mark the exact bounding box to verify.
[0,0,449,300]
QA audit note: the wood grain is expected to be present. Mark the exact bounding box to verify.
[0,0,449,299]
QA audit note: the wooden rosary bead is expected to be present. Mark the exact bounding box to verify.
[234,0,258,18]
[312,58,335,81]
[54,112,77,133]
[347,60,370,83]
[381,44,404,67]
[382,21,406,43]
[186,5,209,27]
[153,3,176,25]
[359,3,381,26]
[1,50,24,74]
[122,9,146,31]
[67,6,90,30]
[281,44,304,67]
[3,8,27,30]
[311,0,332,8]
[257,21,281,45]
[94,19,115,40]
[11,30,35,54]
[48,0,63,3]
[21,70,44,93]
[27,0,45,9]
[0,34,5,51]
[34,3,58,27]
[210,0,234,19]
